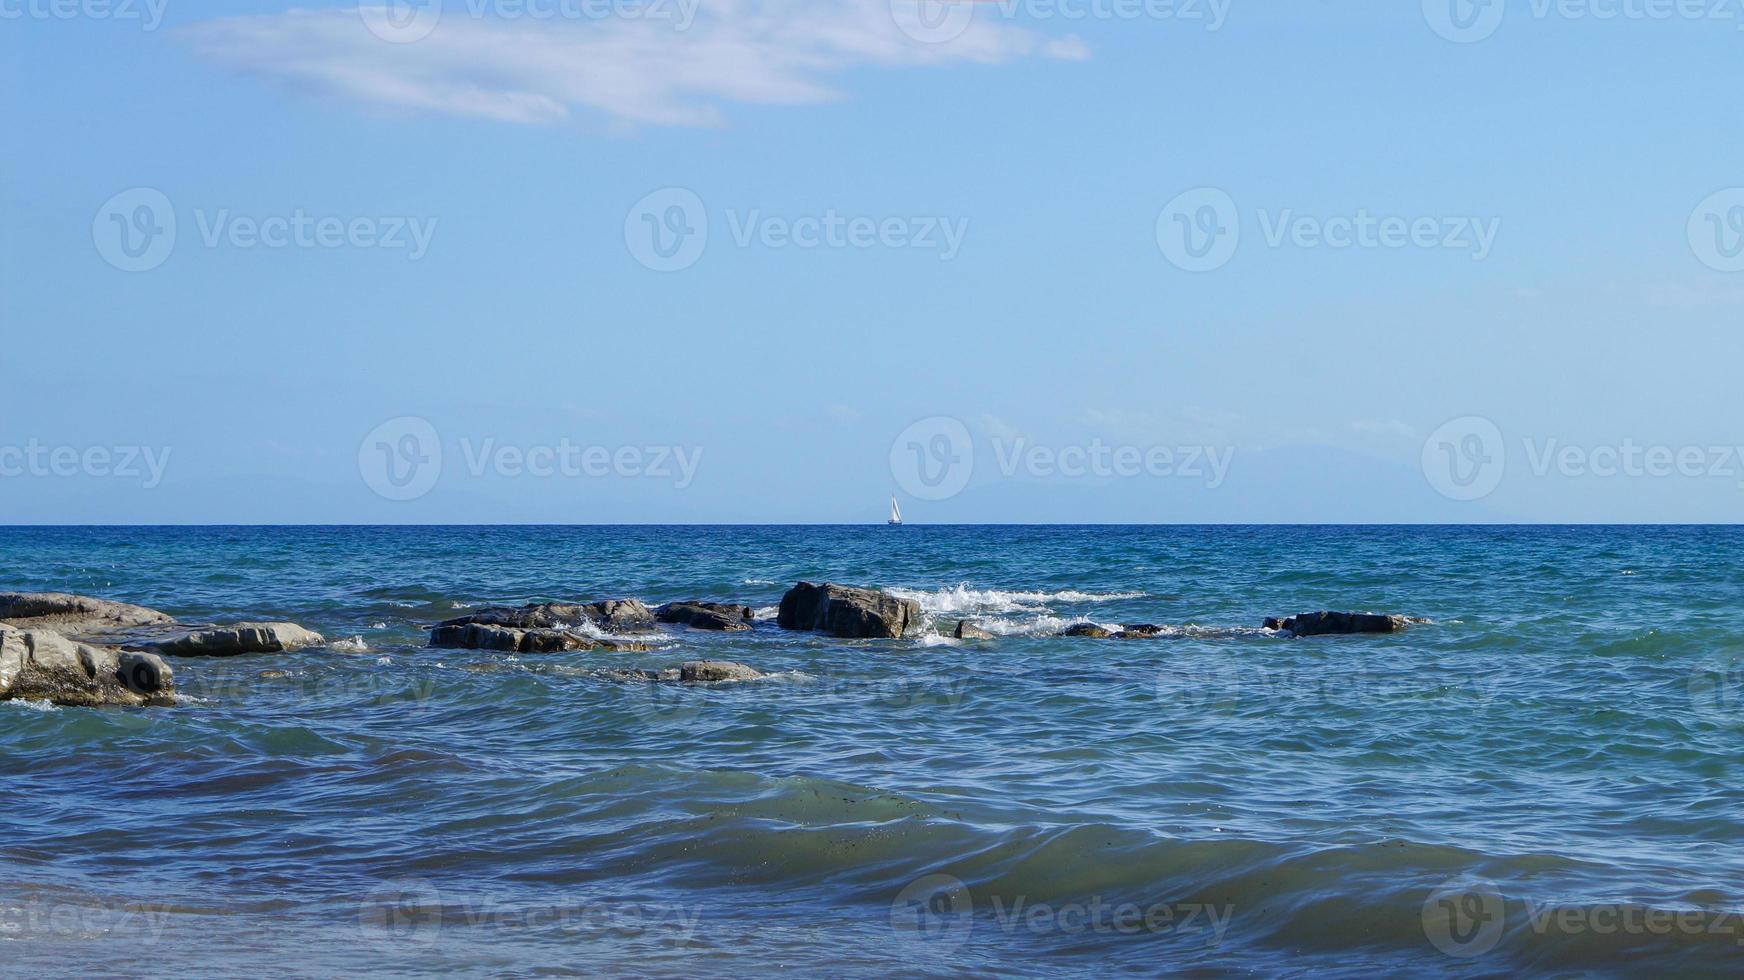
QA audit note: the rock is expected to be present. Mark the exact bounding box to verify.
[1262,617,1288,631]
[953,620,994,641]
[1268,612,1412,637]
[0,591,174,637]
[440,599,656,634]
[1061,624,1115,639]
[142,622,326,658]
[0,627,174,707]
[655,601,754,632]
[776,582,921,639]
[429,622,652,654]
[679,660,763,683]
[1115,624,1167,639]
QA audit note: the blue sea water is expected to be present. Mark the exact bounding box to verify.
[4,525,1744,977]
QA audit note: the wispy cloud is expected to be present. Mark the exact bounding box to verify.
[176,3,1087,128]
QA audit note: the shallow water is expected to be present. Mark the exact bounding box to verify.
[4,525,1744,976]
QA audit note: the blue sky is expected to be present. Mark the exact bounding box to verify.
[3,1,1743,523]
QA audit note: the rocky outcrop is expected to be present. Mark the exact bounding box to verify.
[0,592,174,637]
[679,660,763,682]
[1061,623,1115,639]
[428,622,653,654]
[953,620,994,641]
[1267,612,1414,637]
[776,583,920,639]
[656,602,754,632]
[141,623,326,657]
[440,600,656,635]
[0,627,174,707]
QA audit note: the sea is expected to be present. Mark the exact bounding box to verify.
[3,525,1743,977]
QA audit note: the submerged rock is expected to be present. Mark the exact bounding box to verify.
[655,602,754,632]
[440,599,657,635]
[953,620,995,641]
[1268,612,1414,637]
[1115,624,1167,639]
[428,622,652,654]
[0,591,174,637]
[0,627,174,707]
[679,660,764,683]
[776,582,920,639]
[1060,624,1115,639]
[142,622,326,658]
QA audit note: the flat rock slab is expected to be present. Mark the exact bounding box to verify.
[679,660,764,683]
[1266,612,1415,637]
[429,623,653,654]
[776,583,920,639]
[0,591,175,637]
[954,620,995,640]
[140,623,327,657]
[655,602,754,631]
[439,600,656,634]
[0,627,174,707]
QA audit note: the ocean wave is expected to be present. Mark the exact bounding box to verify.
[887,584,1146,617]
[330,636,370,653]
[4,698,58,713]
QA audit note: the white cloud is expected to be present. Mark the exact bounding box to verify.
[177,3,1087,128]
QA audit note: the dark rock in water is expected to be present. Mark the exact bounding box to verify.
[954,620,994,641]
[0,591,175,637]
[777,582,920,639]
[0,627,174,707]
[1061,624,1115,639]
[440,599,656,634]
[1115,624,1167,639]
[141,622,326,657]
[1268,612,1412,637]
[655,602,754,632]
[1262,617,1288,631]
[429,622,652,654]
[679,660,763,683]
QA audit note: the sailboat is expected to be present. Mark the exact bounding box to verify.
[887,495,903,526]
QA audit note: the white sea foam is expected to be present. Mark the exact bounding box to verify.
[5,698,58,713]
[753,605,780,620]
[375,656,392,666]
[742,578,776,586]
[331,636,370,653]
[916,632,963,648]
[886,584,1145,617]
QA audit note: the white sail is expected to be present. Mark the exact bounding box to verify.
[889,496,902,524]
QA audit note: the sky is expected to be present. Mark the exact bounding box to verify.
[3,0,1743,524]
